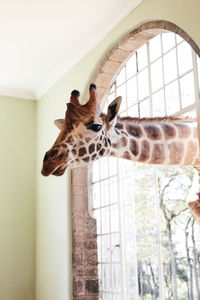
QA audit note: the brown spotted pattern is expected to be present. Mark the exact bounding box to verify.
[150,144,165,164]
[161,124,176,140]
[122,151,131,160]
[139,140,150,162]
[175,123,191,138]
[89,144,95,154]
[168,142,184,164]
[144,125,162,140]
[79,147,87,157]
[66,135,74,145]
[96,144,101,151]
[72,149,76,156]
[184,140,199,164]
[92,154,97,160]
[121,136,128,147]
[70,118,198,172]
[126,124,143,138]
[115,123,124,130]
[130,139,139,156]
[83,157,90,162]
[99,149,105,156]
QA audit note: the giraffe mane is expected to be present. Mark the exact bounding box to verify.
[117,116,196,124]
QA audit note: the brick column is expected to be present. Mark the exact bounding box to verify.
[72,167,99,300]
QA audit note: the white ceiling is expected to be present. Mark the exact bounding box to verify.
[0,0,143,100]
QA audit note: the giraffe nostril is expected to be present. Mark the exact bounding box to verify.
[43,149,58,162]
[49,149,58,158]
[43,152,49,162]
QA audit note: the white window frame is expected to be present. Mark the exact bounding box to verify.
[92,32,200,300]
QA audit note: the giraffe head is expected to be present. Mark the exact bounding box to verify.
[41,84,122,176]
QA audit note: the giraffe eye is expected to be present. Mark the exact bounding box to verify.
[86,122,102,132]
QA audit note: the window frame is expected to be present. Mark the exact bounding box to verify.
[71,21,200,300]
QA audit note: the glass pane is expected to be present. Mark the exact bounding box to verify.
[124,205,134,234]
[110,204,119,232]
[127,76,137,107]
[121,177,134,205]
[97,236,102,262]
[165,80,180,115]
[108,157,117,177]
[101,206,110,234]
[157,165,198,300]
[163,49,177,84]
[109,177,118,204]
[180,72,195,108]
[178,41,193,75]
[112,295,121,300]
[119,159,133,178]
[117,84,126,112]
[108,93,115,104]
[126,54,137,79]
[102,264,112,291]
[152,89,165,117]
[116,67,126,86]
[111,234,120,262]
[103,294,111,300]
[101,179,110,206]
[138,68,149,100]
[112,264,122,292]
[134,164,159,300]
[92,160,100,182]
[162,32,175,53]
[119,110,127,117]
[110,84,115,94]
[176,34,183,43]
[151,58,163,92]
[139,99,150,117]
[149,35,162,62]
[137,44,148,71]
[102,235,110,262]
[126,263,137,292]
[125,235,135,262]
[93,182,101,209]
[100,157,109,179]
[93,208,101,234]
[128,295,137,300]
[128,104,138,117]
[98,264,102,290]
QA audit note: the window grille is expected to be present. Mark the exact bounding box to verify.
[92,32,200,300]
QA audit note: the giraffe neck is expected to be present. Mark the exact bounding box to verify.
[109,120,199,166]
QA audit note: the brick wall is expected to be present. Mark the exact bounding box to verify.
[72,167,98,300]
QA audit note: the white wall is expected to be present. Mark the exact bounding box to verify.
[36,0,200,299]
[0,96,36,300]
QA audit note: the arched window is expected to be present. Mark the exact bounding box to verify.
[92,32,200,300]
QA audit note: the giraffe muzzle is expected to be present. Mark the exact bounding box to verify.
[52,164,67,176]
[41,161,67,177]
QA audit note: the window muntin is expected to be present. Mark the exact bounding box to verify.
[92,32,200,300]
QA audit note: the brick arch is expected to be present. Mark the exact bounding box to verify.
[94,20,200,107]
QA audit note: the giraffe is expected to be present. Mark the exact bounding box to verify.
[41,84,200,224]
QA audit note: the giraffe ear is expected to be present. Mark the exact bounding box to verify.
[54,119,65,130]
[107,96,122,122]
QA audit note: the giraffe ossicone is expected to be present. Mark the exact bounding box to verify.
[41,84,200,224]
